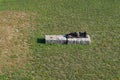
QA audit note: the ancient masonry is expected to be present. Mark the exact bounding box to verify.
[45,32,91,45]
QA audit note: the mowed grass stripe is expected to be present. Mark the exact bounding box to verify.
[0,11,34,74]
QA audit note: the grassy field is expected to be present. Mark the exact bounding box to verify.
[0,0,120,80]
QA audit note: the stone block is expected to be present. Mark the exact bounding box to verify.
[45,35,67,44]
[67,35,91,44]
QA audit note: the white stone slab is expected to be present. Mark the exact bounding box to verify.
[67,35,91,44]
[45,35,91,45]
[45,35,67,44]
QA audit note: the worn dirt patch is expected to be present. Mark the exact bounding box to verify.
[0,11,34,73]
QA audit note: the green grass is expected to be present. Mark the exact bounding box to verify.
[0,0,120,80]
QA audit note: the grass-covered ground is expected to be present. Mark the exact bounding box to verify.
[0,0,120,80]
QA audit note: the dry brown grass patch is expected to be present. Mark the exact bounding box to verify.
[0,11,34,73]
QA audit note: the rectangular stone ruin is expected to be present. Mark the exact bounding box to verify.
[45,32,91,45]
[45,35,67,44]
[67,35,91,44]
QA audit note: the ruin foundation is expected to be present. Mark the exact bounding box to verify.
[45,35,91,45]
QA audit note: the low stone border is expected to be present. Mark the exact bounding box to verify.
[45,35,91,45]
